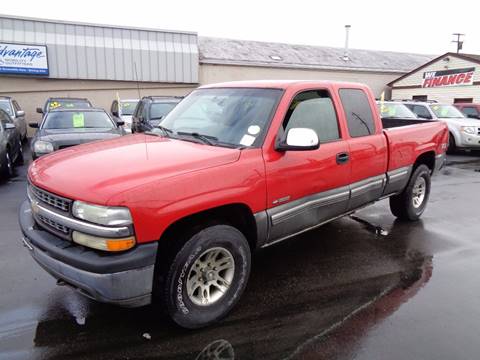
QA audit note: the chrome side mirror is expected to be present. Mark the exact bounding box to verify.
[276,128,320,151]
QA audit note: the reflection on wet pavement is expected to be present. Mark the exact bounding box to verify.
[1,153,480,360]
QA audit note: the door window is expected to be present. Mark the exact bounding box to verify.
[339,89,375,137]
[462,107,479,117]
[406,104,432,119]
[282,90,340,143]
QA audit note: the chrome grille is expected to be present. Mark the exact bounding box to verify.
[36,214,70,234]
[30,185,71,212]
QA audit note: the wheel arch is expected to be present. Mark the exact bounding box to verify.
[414,151,435,173]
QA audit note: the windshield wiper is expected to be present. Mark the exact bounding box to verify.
[177,131,218,146]
[150,116,164,120]
[156,125,173,137]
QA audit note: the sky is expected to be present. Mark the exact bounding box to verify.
[2,0,479,56]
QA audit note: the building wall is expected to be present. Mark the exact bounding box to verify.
[199,64,401,97]
[391,55,480,103]
[0,76,196,135]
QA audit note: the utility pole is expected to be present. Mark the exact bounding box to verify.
[452,33,464,53]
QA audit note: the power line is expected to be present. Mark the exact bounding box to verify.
[452,33,465,53]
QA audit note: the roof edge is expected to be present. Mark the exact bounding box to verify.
[0,13,197,36]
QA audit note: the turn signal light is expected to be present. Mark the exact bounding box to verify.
[72,231,136,252]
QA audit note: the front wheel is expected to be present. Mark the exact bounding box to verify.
[390,164,431,221]
[162,225,251,329]
[1,150,14,178]
[447,133,457,154]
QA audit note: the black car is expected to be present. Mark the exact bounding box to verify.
[29,108,125,159]
[131,96,182,133]
[36,97,93,114]
[0,109,23,178]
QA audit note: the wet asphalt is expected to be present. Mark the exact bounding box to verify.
[1,147,480,359]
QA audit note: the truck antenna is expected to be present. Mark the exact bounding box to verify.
[134,62,141,98]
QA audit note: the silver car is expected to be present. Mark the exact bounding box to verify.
[111,99,139,133]
[0,96,27,142]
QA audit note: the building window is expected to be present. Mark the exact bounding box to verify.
[454,98,473,104]
[339,89,375,138]
[412,95,428,101]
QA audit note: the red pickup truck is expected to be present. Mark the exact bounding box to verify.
[20,81,448,328]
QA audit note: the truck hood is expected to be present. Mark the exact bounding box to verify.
[439,117,480,127]
[28,134,241,205]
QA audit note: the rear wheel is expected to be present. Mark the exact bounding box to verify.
[390,164,431,221]
[15,140,24,165]
[161,225,251,329]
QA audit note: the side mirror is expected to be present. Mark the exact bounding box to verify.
[15,110,25,117]
[29,122,39,128]
[36,107,43,114]
[276,128,319,151]
[4,123,16,130]
[112,110,119,117]
[116,120,125,126]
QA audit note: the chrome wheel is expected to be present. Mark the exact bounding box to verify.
[412,176,426,208]
[186,247,235,306]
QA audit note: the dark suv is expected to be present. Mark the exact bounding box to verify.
[0,96,27,141]
[37,97,93,115]
[131,96,182,133]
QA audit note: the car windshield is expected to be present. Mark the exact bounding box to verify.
[0,101,12,116]
[149,102,178,120]
[378,103,417,119]
[120,101,138,116]
[430,104,465,118]
[42,111,115,129]
[155,88,282,147]
[47,99,91,111]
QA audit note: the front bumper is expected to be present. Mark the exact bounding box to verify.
[19,200,158,307]
[459,132,480,148]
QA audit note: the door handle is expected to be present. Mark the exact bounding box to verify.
[336,152,350,165]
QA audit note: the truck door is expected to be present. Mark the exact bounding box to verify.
[264,89,351,243]
[338,88,388,210]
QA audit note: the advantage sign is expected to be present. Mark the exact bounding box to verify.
[0,42,49,76]
[422,67,475,88]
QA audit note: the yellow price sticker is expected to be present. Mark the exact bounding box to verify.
[72,113,85,128]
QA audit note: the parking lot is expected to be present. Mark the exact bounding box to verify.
[0,145,479,359]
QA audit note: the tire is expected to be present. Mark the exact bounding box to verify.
[389,164,431,221]
[162,225,251,329]
[1,149,14,178]
[15,140,24,165]
[447,133,457,154]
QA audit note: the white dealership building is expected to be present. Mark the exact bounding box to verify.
[389,52,480,103]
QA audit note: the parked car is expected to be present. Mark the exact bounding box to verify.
[110,99,139,133]
[36,97,93,114]
[377,101,420,119]
[29,108,125,159]
[454,103,480,119]
[131,96,182,133]
[0,96,27,141]
[403,101,480,153]
[20,80,448,329]
[0,109,23,178]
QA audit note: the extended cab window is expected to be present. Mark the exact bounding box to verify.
[339,89,375,137]
[282,90,340,143]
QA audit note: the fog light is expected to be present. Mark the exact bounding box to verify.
[72,231,136,252]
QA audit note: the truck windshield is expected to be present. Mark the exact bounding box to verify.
[378,103,417,119]
[430,104,465,118]
[42,111,115,129]
[156,88,282,147]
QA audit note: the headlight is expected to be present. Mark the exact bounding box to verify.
[34,140,54,154]
[72,201,133,226]
[461,126,476,135]
[72,231,136,252]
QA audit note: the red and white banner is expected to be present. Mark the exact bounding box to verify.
[422,67,475,88]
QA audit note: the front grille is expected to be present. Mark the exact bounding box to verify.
[30,185,71,212]
[36,214,70,234]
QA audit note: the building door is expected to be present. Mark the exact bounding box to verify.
[454,98,473,103]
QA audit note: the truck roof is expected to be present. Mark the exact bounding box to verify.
[199,80,369,90]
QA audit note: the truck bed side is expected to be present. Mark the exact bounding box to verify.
[383,121,448,172]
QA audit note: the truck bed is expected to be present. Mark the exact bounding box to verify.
[381,117,435,129]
